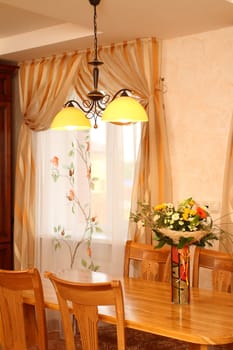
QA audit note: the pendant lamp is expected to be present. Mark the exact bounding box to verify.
[51,0,148,130]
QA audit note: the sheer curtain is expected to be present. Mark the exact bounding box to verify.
[35,130,91,272]
[34,123,140,276]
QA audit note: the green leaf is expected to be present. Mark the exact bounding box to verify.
[81,259,87,268]
[91,177,99,182]
[54,241,61,250]
[154,240,166,248]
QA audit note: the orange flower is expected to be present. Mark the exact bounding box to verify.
[51,156,59,167]
[69,168,74,177]
[196,207,207,219]
[86,141,90,152]
[87,246,92,257]
[87,166,91,179]
[67,189,75,201]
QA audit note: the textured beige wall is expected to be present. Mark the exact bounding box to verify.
[161,26,233,220]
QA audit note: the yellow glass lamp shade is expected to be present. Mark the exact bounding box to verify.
[51,107,91,130]
[101,96,148,124]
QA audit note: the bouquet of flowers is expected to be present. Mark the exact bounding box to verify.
[130,197,218,248]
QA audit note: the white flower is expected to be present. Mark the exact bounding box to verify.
[172,213,180,221]
[167,203,174,209]
[137,220,145,230]
[153,214,160,222]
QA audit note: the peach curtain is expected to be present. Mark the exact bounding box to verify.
[74,38,172,244]
[129,40,172,243]
[14,53,82,269]
[220,116,233,252]
[74,39,150,105]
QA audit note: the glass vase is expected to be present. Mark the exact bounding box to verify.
[171,245,190,304]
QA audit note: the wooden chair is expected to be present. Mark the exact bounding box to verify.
[124,240,171,282]
[45,271,126,350]
[0,267,48,350]
[192,246,233,292]
[98,240,182,350]
[124,241,191,349]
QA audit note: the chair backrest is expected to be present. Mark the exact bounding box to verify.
[192,246,233,292]
[0,267,47,350]
[123,240,171,282]
[45,272,126,350]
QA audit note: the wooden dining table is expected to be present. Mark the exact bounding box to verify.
[23,269,233,350]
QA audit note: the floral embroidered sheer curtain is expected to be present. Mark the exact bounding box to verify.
[35,123,141,275]
[14,38,172,269]
[35,130,95,272]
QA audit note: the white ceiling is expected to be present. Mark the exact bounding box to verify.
[0,0,233,63]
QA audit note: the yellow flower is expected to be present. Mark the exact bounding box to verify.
[189,199,195,206]
[183,208,189,221]
[183,208,196,221]
[190,209,196,216]
[154,203,166,211]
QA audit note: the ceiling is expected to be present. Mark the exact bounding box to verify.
[0,0,233,63]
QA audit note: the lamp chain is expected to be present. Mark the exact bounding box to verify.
[93,4,98,62]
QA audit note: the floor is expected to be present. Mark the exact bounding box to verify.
[47,330,190,350]
[48,332,66,350]
[47,331,228,350]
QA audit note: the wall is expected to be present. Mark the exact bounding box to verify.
[161,26,233,219]
[161,26,233,288]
